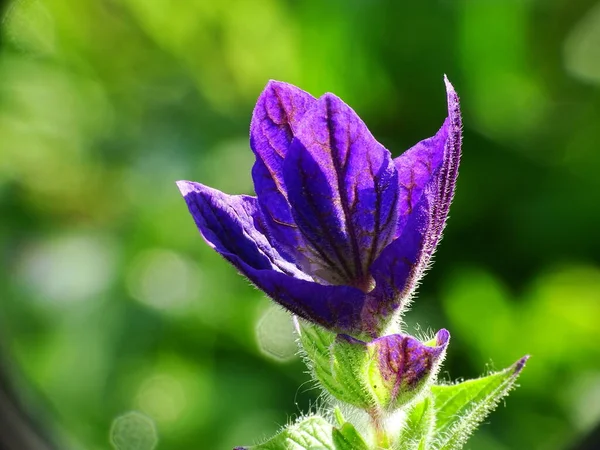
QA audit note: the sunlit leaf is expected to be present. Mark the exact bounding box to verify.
[397,396,434,450]
[237,416,334,450]
[431,356,529,450]
[332,422,369,450]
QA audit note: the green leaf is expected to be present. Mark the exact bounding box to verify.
[396,396,434,450]
[430,356,529,450]
[239,416,334,450]
[332,422,369,450]
[333,407,346,427]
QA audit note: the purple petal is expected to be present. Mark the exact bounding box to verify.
[283,93,399,289]
[250,81,316,258]
[176,180,302,276]
[176,180,365,331]
[364,185,433,328]
[244,272,366,331]
[431,76,462,243]
[394,119,448,237]
[367,77,462,324]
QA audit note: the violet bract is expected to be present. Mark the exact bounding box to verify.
[177,76,461,337]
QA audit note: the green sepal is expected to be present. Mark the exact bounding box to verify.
[330,335,375,408]
[396,396,435,450]
[297,321,338,393]
[237,415,334,450]
[430,356,529,450]
[298,321,373,408]
[332,422,369,450]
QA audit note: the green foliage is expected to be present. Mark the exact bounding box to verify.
[430,357,528,450]
[329,336,374,409]
[332,422,369,450]
[242,416,334,450]
[247,356,528,450]
[397,396,435,450]
[298,322,373,409]
[239,414,370,450]
[297,321,343,398]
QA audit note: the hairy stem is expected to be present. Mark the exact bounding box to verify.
[370,409,391,449]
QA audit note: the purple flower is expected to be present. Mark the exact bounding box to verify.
[177,77,461,336]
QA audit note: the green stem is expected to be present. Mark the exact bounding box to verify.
[370,410,391,449]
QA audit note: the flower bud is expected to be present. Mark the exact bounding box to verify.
[328,329,450,411]
[366,329,449,410]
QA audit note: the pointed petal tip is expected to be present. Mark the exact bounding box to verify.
[264,78,283,88]
[513,355,530,374]
[443,75,459,103]
[255,80,310,110]
[263,79,300,93]
[176,180,196,196]
[443,74,455,91]
[436,328,451,347]
[317,92,356,111]
[319,91,338,100]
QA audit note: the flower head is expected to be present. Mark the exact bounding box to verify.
[177,77,461,336]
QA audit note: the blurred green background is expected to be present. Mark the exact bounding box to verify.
[1,0,600,449]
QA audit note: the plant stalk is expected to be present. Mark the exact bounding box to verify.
[370,409,391,449]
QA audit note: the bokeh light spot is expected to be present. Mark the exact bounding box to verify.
[200,138,255,194]
[17,233,117,305]
[136,375,186,425]
[2,0,56,54]
[127,249,201,313]
[564,3,600,85]
[566,372,600,432]
[255,304,297,362]
[110,411,158,450]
